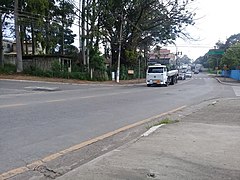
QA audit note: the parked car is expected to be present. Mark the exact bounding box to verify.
[194,69,199,74]
[185,71,192,78]
[178,71,186,80]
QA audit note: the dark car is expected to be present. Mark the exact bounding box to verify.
[194,69,199,74]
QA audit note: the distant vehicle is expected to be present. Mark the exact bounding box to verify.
[146,64,178,87]
[178,70,186,80]
[185,71,192,78]
[194,69,199,74]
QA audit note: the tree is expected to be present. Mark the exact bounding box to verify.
[97,0,196,67]
[14,0,23,72]
[13,0,76,55]
[55,0,76,55]
[221,42,240,70]
[194,54,208,68]
[179,55,191,64]
[214,33,240,52]
[22,0,49,55]
[0,0,13,67]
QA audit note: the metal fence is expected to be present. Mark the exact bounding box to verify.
[222,70,240,80]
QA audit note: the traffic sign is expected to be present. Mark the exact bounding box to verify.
[208,49,224,55]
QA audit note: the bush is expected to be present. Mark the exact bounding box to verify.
[51,60,61,72]
[0,64,16,74]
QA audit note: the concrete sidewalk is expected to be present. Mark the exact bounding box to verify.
[214,76,240,86]
[57,98,240,180]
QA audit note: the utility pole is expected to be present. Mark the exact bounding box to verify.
[14,0,23,72]
[116,13,123,83]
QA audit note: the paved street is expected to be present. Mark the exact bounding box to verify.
[57,98,240,180]
[0,73,238,179]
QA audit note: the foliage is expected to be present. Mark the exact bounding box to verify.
[1,0,196,79]
[0,64,16,74]
[216,33,240,51]
[178,55,192,65]
[221,42,240,70]
[98,0,196,66]
[1,0,77,56]
[89,48,106,71]
[51,60,61,72]
[195,33,240,69]
[24,64,90,80]
[194,55,208,68]
[0,0,13,67]
[125,50,138,66]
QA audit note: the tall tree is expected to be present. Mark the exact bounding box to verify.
[0,0,13,67]
[221,42,240,70]
[97,0,196,67]
[14,0,23,72]
[53,0,76,54]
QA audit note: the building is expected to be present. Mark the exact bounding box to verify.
[2,39,13,53]
[148,48,176,65]
[2,40,72,72]
[12,41,45,55]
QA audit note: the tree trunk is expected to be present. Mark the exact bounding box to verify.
[86,0,90,71]
[81,0,86,65]
[89,0,96,48]
[25,26,28,55]
[31,21,35,55]
[45,18,50,54]
[20,25,24,55]
[14,0,23,72]
[61,0,65,55]
[0,13,4,67]
[94,22,100,49]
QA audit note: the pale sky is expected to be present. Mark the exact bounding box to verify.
[168,0,240,60]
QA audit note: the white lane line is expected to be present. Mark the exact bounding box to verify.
[232,86,240,96]
[142,124,165,137]
[0,103,26,108]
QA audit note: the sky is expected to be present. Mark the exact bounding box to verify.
[166,0,240,60]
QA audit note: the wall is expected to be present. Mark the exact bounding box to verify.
[222,70,240,80]
[3,54,72,72]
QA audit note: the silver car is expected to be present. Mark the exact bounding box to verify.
[185,71,192,78]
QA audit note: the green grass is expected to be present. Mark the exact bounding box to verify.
[146,118,179,129]
[0,64,16,74]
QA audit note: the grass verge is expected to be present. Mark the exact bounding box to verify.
[146,118,179,129]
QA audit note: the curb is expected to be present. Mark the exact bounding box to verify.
[0,78,145,87]
[215,77,240,86]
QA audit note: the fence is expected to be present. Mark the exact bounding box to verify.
[222,70,240,80]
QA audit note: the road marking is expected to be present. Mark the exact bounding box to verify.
[0,89,153,109]
[142,124,165,137]
[0,103,26,109]
[194,77,213,80]
[232,86,240,96]
[0,105,186,179]
[0,167,28,180]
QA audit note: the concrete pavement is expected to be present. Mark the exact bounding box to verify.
[215,76,240,86]
[56,96,240,180]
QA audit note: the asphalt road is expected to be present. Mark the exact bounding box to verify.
[0,73,237,175]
